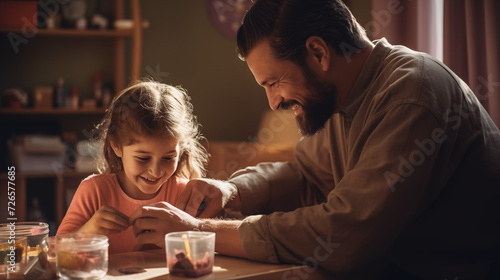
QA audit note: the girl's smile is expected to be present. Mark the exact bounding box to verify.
[141,176,161,183]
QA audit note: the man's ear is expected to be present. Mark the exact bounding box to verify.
[110,141,123,158]
[305,36,331,72]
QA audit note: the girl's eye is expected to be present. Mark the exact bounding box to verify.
[136,157,149,162]
[163,156,176,162]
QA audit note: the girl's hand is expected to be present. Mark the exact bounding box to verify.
[129,202,202,248]
[77,205,130,236]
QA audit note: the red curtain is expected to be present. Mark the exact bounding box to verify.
[370,0,442,60]
[443,0,500,128]
[371,0,500,128]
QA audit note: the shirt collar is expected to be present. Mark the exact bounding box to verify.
[339,38,393,119]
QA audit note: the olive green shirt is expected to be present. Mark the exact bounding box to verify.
[230,38,500,279]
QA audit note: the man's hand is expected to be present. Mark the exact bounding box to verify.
[175,178,241,218]
[77,205,129,236]
[129,202,202,248]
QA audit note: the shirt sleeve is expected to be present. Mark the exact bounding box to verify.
[56,177,101,236]
[237,103,449,274]
[229,158,330,215]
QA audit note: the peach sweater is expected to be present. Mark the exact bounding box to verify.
[56,174,187,254]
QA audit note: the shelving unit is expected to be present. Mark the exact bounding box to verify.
[0,0,143,228]
[0,0,142,103]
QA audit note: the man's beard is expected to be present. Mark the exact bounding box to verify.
[283,65,337,136]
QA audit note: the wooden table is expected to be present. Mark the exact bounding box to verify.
[105,249,331,279]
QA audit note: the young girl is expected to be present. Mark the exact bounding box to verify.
[56,81,208,254]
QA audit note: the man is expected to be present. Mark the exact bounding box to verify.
[130,0,500,278]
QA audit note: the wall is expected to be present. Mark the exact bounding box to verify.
[348,0,373,35]
[139,0,268,142]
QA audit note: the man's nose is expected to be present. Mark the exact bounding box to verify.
[265,88,283,111]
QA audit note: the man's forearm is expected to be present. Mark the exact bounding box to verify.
[199,219,246,258]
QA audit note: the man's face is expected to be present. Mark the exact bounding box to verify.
[246,40,337,136]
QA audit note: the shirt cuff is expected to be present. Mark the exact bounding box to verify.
[229,168,270,215]
[238,215,279,263]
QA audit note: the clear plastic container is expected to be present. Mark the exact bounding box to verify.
[165,231,215,277]
[56,233,109,280]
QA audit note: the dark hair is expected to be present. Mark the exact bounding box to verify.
[236,0,368,63]
[94,80,208,179]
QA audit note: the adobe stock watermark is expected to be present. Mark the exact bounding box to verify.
[340,0,404,63]
[145,64,170,82]
[50,138,101,182]
[281,235,341,280]
[212,0,237,21]
[384,101,479,192]
[8,0,70,54]
[474,74,500,101]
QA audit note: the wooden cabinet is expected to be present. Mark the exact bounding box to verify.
[0,171,90,227]
[206,142,296,180]
[0,0,143,231]
[206,110,300,180]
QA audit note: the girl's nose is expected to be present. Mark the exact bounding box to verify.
[149,162,163,178]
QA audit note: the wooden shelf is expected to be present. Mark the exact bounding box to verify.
[0,27,133,37]
[0,108,106,115]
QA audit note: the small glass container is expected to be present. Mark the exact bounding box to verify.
[165,231,215,277]
[0,222,48,261]
[56,233,109,280]
[0,227,27,279]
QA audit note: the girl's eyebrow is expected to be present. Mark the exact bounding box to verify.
[134,149,178,154]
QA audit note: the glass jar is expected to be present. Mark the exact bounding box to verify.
[0,222,49,262]
[0,226,27,279]
[56,233,108,279]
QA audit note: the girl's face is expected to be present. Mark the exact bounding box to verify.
[113,134,180,200]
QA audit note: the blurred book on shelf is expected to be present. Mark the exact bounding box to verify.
[8,135,66,173]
